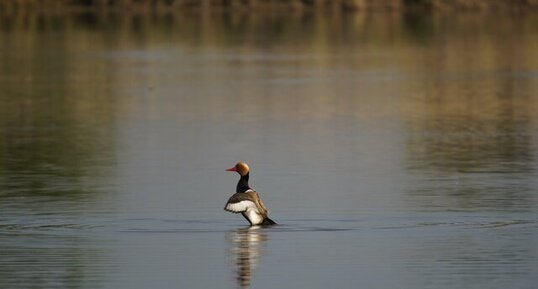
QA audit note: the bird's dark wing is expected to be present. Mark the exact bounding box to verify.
[224,192,257,213]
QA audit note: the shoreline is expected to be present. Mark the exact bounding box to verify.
[1,0,538,14]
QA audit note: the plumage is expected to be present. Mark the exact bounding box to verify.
[224,200,257,213]
[224,162,276,226]
[225,190,269,225]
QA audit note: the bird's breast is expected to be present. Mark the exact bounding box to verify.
[244,209,263,225]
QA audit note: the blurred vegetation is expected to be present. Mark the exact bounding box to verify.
[0,0,537,13]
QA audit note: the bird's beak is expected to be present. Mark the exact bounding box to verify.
[226,166,237,172]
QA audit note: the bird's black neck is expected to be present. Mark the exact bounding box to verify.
[236,173,251,193]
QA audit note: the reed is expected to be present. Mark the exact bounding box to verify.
[1,0,537,13]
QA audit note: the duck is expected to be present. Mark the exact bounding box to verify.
[224,162,276,226]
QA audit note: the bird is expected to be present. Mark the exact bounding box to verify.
[224,162,276,226]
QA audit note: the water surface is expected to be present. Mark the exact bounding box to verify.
[0,11,537,289]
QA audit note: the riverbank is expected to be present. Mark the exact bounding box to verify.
[1,0,538,14]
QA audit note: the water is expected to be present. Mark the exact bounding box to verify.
[1,10,538,289]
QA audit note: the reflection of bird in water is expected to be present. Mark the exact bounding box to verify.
[228,226,267,289]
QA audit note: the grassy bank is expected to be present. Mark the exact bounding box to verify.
[1,0,538,13]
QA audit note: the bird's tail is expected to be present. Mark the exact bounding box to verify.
[261,217,277,226]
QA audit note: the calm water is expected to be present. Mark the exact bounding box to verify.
[1,10,538,289]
